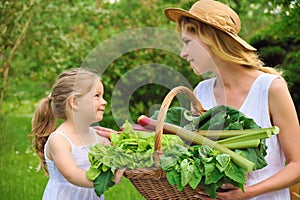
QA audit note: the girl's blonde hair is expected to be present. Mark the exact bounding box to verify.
[30,68,100,174]
[178,17,281,75]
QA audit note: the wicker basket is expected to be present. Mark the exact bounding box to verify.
[290,182,300,200]
[123,86,206,200]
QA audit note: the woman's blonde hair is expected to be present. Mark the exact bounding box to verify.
[30,68,100,174]
[178,16,281,75]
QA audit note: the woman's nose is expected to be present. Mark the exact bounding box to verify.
[180,47,188,59]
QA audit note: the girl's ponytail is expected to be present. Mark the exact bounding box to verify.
[30,95,56,174]
[30,68,101,174]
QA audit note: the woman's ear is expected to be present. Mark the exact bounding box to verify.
[68,95,79,111]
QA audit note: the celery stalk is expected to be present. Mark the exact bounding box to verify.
[221,139,260,149]
[139,115,279,172]
[217,126,279,145]
[171,125,255,172]
[194,127,279,140]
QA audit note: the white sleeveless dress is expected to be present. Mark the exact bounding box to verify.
[194,73,290,200]
[42,128,104,200]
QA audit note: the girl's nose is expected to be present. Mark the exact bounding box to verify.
[102,98,107,106]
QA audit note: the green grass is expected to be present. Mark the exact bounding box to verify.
[0,112,144,200]
[0,115,47,199]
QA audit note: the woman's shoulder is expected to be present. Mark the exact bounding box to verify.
[251,73,284,92]
[268,76,288,97]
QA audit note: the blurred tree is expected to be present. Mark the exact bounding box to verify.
[1,0,299,125]
[0,0,39,114]
[248,0,300,114]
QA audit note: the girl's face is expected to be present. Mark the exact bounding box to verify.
[180,30,215,75]
[77,81,107,123]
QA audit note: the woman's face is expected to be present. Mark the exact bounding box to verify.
[180,29,215,75]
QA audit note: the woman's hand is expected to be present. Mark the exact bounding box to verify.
[93,126,119,139]
[216,184,251,200]
[195,184,252,200]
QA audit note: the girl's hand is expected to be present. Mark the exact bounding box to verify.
[93,126,119,139]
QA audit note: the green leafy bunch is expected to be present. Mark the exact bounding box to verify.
[152,105,269,171]
[86,120,184,196]
[184,105,260,130]
[160,145,246,198]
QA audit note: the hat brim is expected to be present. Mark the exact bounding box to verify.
[164,8,256,51]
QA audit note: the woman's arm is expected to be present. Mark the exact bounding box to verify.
[47,134,94,188]
[215,78,300,200]
[266,77,300,186]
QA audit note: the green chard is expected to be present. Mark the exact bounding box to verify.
[146,105,279,197]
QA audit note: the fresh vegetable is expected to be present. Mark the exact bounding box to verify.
[148,105,262,130]
[150,106,194,127]
[86,120,185,196]
[143,105,278,168]
[160,145,247,198]
[89,105,279,198]
[217,126,278,146]
[177,130,255,172]
[138,115,278,149]
[137,105,279,197]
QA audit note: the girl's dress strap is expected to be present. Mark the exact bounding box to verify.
[52,131,75,148]
[90,127,100,143]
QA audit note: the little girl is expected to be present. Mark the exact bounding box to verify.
[30,68,113,200]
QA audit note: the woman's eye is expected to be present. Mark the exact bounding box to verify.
[183,40,190,45]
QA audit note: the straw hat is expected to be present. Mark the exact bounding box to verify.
[164,0,256,51]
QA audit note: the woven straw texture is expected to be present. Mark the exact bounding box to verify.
[124,86,206,200]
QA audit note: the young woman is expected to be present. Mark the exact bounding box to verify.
[165,0,300,199]
[30,68,114,200]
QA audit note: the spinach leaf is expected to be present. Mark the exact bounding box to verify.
[203,160,223,185]
[216,154,231,172]
[151,106,194,127]
[166,170,179,187]
[180,159,194,187]
[188,158,202,189]
[94,170,114,196]
[224,162,246,185]
[160,156,178,171]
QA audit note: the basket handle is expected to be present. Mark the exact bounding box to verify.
[154,86,205,166]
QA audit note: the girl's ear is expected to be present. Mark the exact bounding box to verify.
[68,95,79,111]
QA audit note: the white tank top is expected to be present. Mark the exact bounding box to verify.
[43,128,104,200]
[194,73,289,200]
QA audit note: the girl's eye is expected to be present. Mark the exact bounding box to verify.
[95,94,100,97]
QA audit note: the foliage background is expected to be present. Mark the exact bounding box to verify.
[0,0,299,199]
